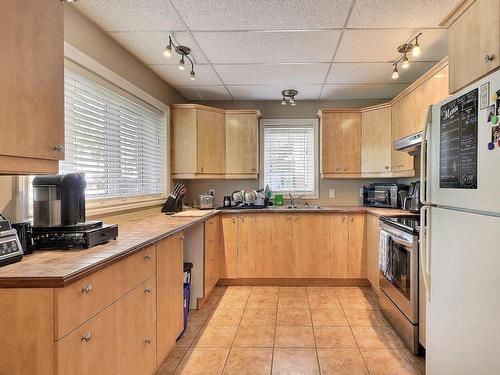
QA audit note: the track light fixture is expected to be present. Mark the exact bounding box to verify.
[163,36,196,80]
[391,33,422,79]
[280,89,298,106]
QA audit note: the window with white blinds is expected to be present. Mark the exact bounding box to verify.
[61,68,167,199]
[262,119,318,197]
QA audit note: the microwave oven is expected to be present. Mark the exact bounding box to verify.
[362,183,409,209]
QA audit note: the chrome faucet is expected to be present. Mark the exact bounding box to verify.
[288,193,305,207]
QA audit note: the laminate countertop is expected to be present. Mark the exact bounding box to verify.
[0,206,413,288]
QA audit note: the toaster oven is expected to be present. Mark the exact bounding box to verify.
[363,183,409,209]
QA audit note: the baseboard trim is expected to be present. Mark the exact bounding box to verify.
[217,278,370,287]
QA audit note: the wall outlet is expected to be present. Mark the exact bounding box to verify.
[329,189,336,198]
[209,189,215,196]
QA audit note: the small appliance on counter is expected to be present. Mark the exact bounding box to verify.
[31,173,118,250]
[162,183,187,214]
[198,194,214,210]
[223,186,270,209]
[402,181,421,213]
[362,183,409,208]
[0,214,24,267]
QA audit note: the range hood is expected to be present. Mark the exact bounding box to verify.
[393,131,423,156]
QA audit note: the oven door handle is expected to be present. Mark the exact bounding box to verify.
[389,235,414,249]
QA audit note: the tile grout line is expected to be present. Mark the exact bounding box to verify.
[270,287,281,375]
[305,287,322,374]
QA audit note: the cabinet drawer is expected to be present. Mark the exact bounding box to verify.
[55,245,156,339]
[57,277,156,375]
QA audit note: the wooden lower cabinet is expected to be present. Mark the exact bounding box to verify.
[237,215,256,277]
[220,215,238,278]
[57,277,157,375]
[255,214,293,277]
[348,213,367,278]
[366,214,381,294]
[292,214,330,278]
[329,213,349,278]
[156,232,184,366]
[204,217,220,296]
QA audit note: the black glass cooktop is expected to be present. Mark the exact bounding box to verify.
[380,215,420,234]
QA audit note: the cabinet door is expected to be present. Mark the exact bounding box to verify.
[448,0,499,93]
[157,233,184,365]
[237,214,256,278]
[255,214,293,278]
[171,108,197,174]
[366,214,381,294]
[361,107,392,173]
[197,109,225,174]
[204,217,220,296]
[321,112,343,174]
[226,113,258,175]
[220,215,238,278]
[391,99,414,172]
[329,214,349,278]
[341,113,362,173]
[348,214,367,278]
[0,0,64,161]
[292,214,330,278]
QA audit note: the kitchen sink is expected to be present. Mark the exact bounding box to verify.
[269,205,323,210]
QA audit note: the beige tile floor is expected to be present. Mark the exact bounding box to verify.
[157,286,425,375]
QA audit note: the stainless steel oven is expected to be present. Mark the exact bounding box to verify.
[379,217,419,354]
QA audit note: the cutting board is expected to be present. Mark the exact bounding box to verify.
[171,209,216,217]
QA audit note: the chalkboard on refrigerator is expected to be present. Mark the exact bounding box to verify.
[439,88,478,189]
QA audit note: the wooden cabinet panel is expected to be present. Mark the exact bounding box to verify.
[361,106,392,173]
[171,108,197,174]
[225,111,259,176]
[341,113,362,173]
[348,213,367,278]
[448,0,499,93]
[255,214,293,278]
[220,215,238,278]
[57,277,156,375]
[197,109,225,174]
[0,0,64,163]
[329,213,349,278]
[237,214,256,278]
[292,214,330,278]
[156,233,184,365]
[366,214,381,294]
[321,112,343,174]
[204,217,220,296]
[55,245,156,339]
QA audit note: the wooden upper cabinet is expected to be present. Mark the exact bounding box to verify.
[171,104,226,178]
[361,105,392,174]
[320,110,361,177]
[0,0,64,174]
[447,0,499,93]
[225,110,260,178]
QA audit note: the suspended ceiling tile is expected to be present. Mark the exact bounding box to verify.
[335,29,447,63]
[175,85,232,100]
[170,0,351,30]
[321,84,409,100]
[74,0,185,32]
[191,30,340,64]
[227,85,323,100]
[149,64,221,86]
[327,61,437,84]
[214,63,330,85]
[109,32,208,65]
[348,0,462,28]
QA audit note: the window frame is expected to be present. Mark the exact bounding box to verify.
[260,118,319,199]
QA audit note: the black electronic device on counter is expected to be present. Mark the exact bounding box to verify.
[0,214,23,267]
[362,183,409,208]
[32,222,118,250]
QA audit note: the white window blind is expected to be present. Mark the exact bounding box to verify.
[263,119,318,196]
[61,68,166,199]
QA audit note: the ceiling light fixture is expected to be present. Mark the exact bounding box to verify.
[391,32,422,79]
[280,89,298,107]
[163,36,196,79]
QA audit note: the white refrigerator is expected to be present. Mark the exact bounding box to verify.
[420,69,500,375]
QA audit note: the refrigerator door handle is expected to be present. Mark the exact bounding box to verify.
[420,205,431,301]
[420,105,432,206]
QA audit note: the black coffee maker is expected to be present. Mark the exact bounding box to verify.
[32,173,86,227]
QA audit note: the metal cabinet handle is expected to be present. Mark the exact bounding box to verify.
[385,166,390,170]
[484,54,495,63]
[344,168,347,171]
[232,217,236,224]
[240,216,244,223]
[180,235,185,241]
[208,220,214,224]
[144,287,152,294]
[145,338,152,344]
[81,332,92,342]
[336,168,341,171]
[342,216,346,222]
[81,284,93,294]
[144,254,152,260]
[53,145,64,152]
[350,217,354,222]
[209,239,214,244]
